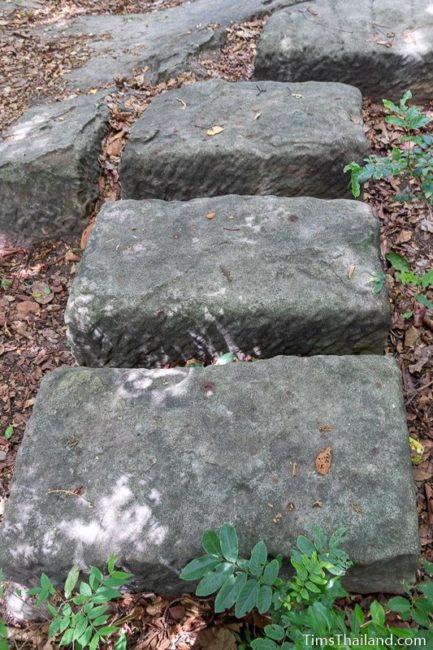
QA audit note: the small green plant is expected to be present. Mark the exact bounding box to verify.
[387,251,433,310]
[28,555,130,649]
[345,91,433,204]
[370,270,387,295]
[181,524,433,649]
[0,569,8,650]
[3,426,13,441]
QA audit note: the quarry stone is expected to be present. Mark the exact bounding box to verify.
[120,80,369,201]
[65,196,389,367]
[0,94,109,238]
[255,0,433,99]
[0,357,419,594]
[38,0,309,89]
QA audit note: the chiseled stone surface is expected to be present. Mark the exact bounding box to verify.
[37,0,307,88]
[0,357,419,594]
[119,80,369,201]
[65,196,389,367]
[0,94,109,238]
[255,0,433,99]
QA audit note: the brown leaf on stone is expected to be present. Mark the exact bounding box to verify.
[347,264,356,279]
[315,446,332,475]
[206,125,224,136]
[80,221,95,250]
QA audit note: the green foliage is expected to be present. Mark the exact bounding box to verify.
[182,525,433,649]
[370,271,387,295]
[344,90,433,205]
[386,252,433,309]
[27,555,131,649]
[3,426,13,441]
[0,569,8,650]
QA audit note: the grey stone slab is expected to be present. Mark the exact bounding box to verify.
[255,0,433,100]
[0,356,419,594]
[0,94,109,239]
[0,0,41,10]
[37,0,307,89]
[119,80,370,201]
[65,196,389,367]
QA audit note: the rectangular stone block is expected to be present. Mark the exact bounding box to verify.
[65,196,389,367]
[0,356,419,594]
[255,1,433,100]
[119,79,370,200]
[0,94,109,239]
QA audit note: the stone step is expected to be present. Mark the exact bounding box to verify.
[0,356,419,593]
[65,196,389,368]
[119,79,369,201]
[0,94,109,239]
[254,1,433,100]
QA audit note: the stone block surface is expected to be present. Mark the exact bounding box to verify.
[0,357,419,594]
[38,0,304,88]
[255,1,433,99]
[0,94,109,238]
[119,80,369,201]
[65,196,389,367]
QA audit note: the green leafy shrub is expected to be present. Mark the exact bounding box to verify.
[386,251,433,311]
[0,569,8,650]
[181,524,433,649]
[344,91,433,205]
[27,555,130,649]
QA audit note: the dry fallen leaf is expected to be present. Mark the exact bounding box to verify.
[31,281,54,304]
[396,229,412,244]
[347,264,356,279]
[80,221,95,250]
[206,125,224,136]
[16,300,40,315]
[196,628,237,650]
[65,250,80,263]
[420,219,433,233]
[319,424,333,433]
[405,326,420,348]
[315,446,332,475]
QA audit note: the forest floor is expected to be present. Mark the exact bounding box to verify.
[0,0,432,647]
